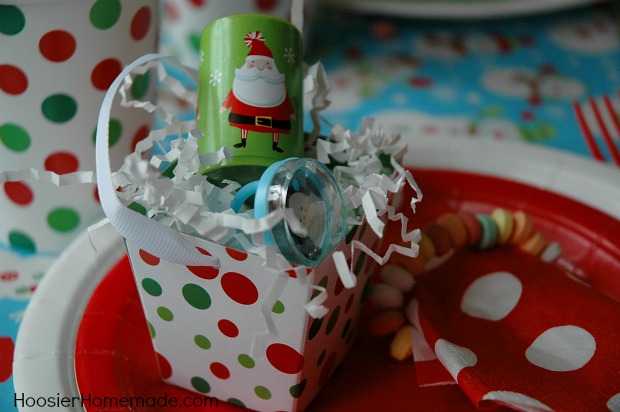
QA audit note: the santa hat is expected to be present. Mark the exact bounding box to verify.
[244,31,273,61]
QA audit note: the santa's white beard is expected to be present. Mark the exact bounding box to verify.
[232,64,286,107]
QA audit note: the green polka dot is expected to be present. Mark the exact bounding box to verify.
[317,349,326,366]
[290,379,307,398]
[326,305,341,335]
[33,272,44,281]
[227,398,245,408]
[131,72,150,100]
[0,123,31,152]
[47,208,80,233]
[194,335,211,350]
[93,119,122,147]
[189,33,201,52]
[272,300,285,314]
[191,376,211,393]
[15,285,30,296]
[147,321,156,338]
[254,386,271,400]
[0,6,25,35]
[41,94,77,123]
[90,0,121,30]
[128,202,147,215]
[142,278,162,297]
[238,354,255,369]
[8,231,36,253]
[182,283,211,310]
[157,306,174,321]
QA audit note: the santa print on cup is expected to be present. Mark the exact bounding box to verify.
[219,31,295,153]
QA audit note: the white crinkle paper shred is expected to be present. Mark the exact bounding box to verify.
[97,55,422,328]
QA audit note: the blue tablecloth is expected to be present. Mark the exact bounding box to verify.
[304,2,620,160]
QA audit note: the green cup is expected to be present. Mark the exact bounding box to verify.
[197,14,304,185]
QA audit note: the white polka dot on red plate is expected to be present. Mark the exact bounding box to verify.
[525,325,595,372]
[607,393,620,411]
[434,339,477,382]
[482,391,553,411]
[460,271,522,321]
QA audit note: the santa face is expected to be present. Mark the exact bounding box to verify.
[232,57,286,107]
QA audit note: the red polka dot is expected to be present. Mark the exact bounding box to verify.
[39,30,76,62]
[187,265,219,280]
[189,0,205,6]
[210,362,230,379]
[285,269,297,278]
[409,76,433,88]
[155,352,173,379]
[0,65,28,95]
[266,343,304,374]
[131,124,150,152]
[255,0,278,11]
[91,58,122,91]
[93,186,100,203]
[131,6,151,41]
[187,248,219,279]
[139,249,160,266]
[221,272,259,305]
[226,247,247,261]
[218,319,238,338]
[166,3,179,21]
[0,271,18,282]
[44,152,79,174]
[4,182,33,206]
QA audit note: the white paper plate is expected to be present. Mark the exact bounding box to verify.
[12,136,620,410]
[320,0,604,19]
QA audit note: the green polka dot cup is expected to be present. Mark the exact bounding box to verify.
[0,0,158,254]
[197,14,304,185]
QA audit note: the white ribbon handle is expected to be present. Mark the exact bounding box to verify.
[95,53,220,267]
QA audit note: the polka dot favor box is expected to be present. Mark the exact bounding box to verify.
[125,219,379,411]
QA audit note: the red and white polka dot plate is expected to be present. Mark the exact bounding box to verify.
[13,136,620,411]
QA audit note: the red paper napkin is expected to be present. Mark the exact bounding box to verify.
[407,247,620,411]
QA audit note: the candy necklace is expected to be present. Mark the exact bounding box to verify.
[367,208,563,361]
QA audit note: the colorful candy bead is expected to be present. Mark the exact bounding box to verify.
[519,230,547,256]
[423,221,452,256]
[510,211,534,245]
[437,212,468,249]
[491,208,514,245]
[476,214,499,250]
[369,283,404,309]
[380,264,416,293]
[417,233,436,261]
[368,309,405,336]
[458,212,482,246]
[390,325,414,361]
